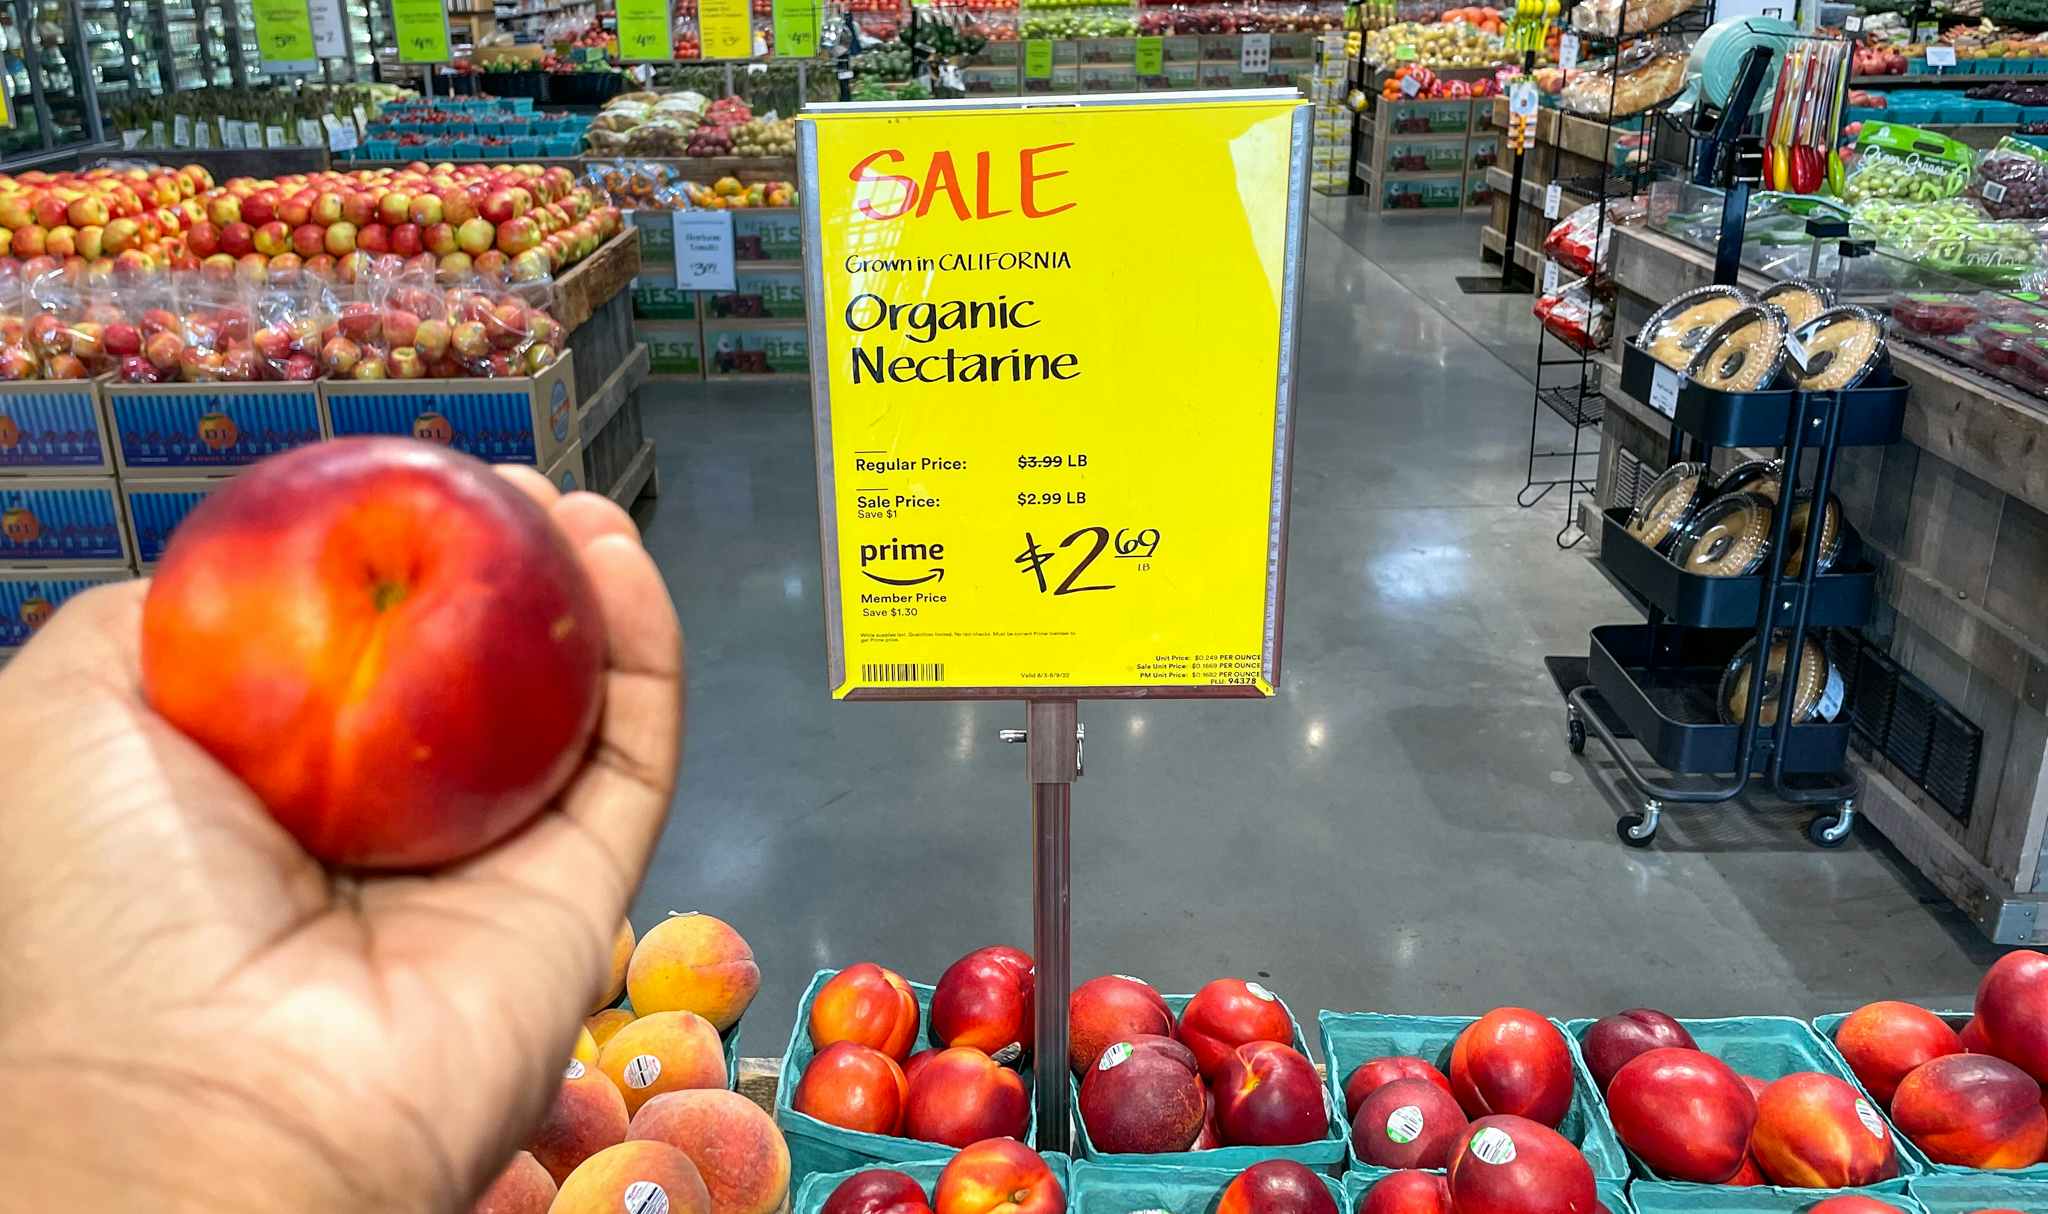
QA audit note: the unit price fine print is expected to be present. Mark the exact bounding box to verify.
[1136,652,1263,684]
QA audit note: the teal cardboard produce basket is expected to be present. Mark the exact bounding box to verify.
[1072,1160,1340,1214]
[1340,1165,1632,1212]
[1630,1180,1924,1213]
[792,1152,1072,1214]
[1909,1174,2048,1211]
[1073,993,1345,1172]
[777,969,1040,1184]
[1812,1011,2033,1181]
[1567,1015,1919,1183]
[1319,1011,1628,1181]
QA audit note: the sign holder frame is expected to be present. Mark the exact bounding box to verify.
[797,92,1309,1149]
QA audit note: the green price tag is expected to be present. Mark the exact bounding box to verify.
[1394,44,1416,60]
[576,44,608,63]
[1025,38,1054,78]
[252,0,318,61]
[1135,35,1163,75]
[391,0,451,63]
[772,0,820,59]
[616,0,674,61]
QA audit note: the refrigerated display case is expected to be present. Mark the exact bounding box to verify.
[1,0,108,162]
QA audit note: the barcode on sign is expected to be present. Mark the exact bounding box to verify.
[863,662,945,682]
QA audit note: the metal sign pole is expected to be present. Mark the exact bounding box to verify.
[1005,699,1079,1152]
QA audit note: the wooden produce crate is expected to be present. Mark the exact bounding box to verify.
[555,227,644,333]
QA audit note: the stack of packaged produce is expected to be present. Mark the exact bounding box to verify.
[1310,32,1353,193]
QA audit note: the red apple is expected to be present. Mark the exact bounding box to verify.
[388,347,425,379]
[207,194,241,226]
[391,223,424,259]
[253,221,290,258]
[1077,1033,1204,1154]
[1449,1009,1574,1128]
[1605,1047,1755,1183]
[456,216,497,256]
[1446,1116,1596,1214]
[1215,1041,1327,1147]
[1345,1057,1455,1119]
[241,188,279,227]
[356,222,391,255]
[378,190,411,226]
[425,222,458,257]
[1581,1010,1697,1092]
[1178,980,1294,1080]
[496,216,543,256]
[325,222,358,257]
[341,191,376,228]
[139,440,606,867]
[219,222,254,258]
[1351,1077,1467,1170]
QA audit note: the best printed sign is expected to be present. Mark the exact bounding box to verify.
[801,95,1306,699]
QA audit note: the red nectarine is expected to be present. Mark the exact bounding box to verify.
[822,1171,929,1214]
[1446,1116,1596,1214]
[139,438,605,868]
[1077,1033,1205,1153]
[1833,1001,1962,1106]
[1977,951,2048,1085]
[1344,1056,1453,1119]
[1580,1009,1696,1092]
[933,1139,1062,1214]
[1605,1047,1755,1183]
[905,1046,1030,1147]
[1216,1161,1337,1214]
[1177,979,1294,1080]
[1216,1041,1329,1147]
[930,947,1034,1060]
[793,1042,908,1137]
[1070,974,1173,1075]
[812,963,921,1061]
[1449,1009,1575,1128]
[1751,1072,1899,1188]
[1351,1076,1467,1170]
[1890,1053,2048,1168]
[1357,1171,1451,1214]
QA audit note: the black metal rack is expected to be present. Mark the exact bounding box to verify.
[1554,321,1909,848]
[1514,0,1713,550]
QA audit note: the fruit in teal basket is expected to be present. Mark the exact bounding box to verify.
[1581,1009,1696,1092]
[1805,1200,1907,1214]
[795,1041,909,1136]
[1078,1032,1206,1153]
[1345,1056,1454,1118]
[1352,1076,1468,1169]
[1216,1161,1339,1214]
[1070,975,1173,1075]
[1976,949,2048,1085]
[1830,1001,1961,1106]
[1449,1008,1574,1127]
[1889,1054,2048,1168]
[1605,1048,1755,1183]
[1177,979,1294,1079]
[812,963,921,1061]
[1358,1171,1452,1214]
[1446,1116,1596,1214]
[931,946,1035,1057]
[933,1139,1062,1214]
[1216,1040,1327,1146]
[1750,1072,1899,1188]
[904,1046,1029,1147]
[821,1170,928,1214]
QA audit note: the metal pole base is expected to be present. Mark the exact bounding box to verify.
[1005,701,1081,1154]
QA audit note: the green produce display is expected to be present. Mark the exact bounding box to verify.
[1842,124,1974,205]
[1022,12,1138,36]
[1852,198,2044,285]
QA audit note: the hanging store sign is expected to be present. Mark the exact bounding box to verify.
[617,0,677,61]
[799,93,1308,699]
[251,0,318,64]
[773,0,821,59]
[392,0,452,63]
[700,0,753,59]
[309,0,349,57]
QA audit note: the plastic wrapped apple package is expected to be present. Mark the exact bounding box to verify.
[114,275,183,384]
[175,274,264,384]
[1542,197,1648,278]
[1533,275,1614,353]
[25,268,120,379]
[0,274,40,382]
[250,277,330,383]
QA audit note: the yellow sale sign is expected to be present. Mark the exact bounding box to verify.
[800,94,1307,700]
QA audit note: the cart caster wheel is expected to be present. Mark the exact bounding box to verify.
[1566,715,1586,755]
[1807,811,1854,849]
[1616,813,1657,847]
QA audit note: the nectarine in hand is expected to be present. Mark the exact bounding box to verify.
[139,438,605,869]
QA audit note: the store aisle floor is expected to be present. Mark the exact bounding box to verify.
[629,204,1996,1060]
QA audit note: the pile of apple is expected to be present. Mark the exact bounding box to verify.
[793,948,1036,1146]
[820,1140,1062,1214]
[1074,975,1331,1153]
[480,913,776,1214]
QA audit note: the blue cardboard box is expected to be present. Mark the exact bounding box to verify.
[322,356,577,469]
[0,379,112,472]
[104,381,327,474]
[122,477,228,568]
[0,566,130,652]
[0,476,131,566]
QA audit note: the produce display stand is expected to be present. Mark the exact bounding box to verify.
[1352,94,1502,215]
[551,229,659,507]
[1583,219,2048,945]
[629,208,810,384]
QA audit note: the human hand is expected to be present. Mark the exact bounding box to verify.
[0,470,682,1214]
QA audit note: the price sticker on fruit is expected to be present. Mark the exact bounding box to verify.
[799,93,1307,699]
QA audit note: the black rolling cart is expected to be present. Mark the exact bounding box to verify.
[1547,39,1906,847]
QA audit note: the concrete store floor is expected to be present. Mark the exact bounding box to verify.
[625,201,2001,1060]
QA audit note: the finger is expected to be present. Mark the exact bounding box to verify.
[550,489,640,548]
[493,462,560,513]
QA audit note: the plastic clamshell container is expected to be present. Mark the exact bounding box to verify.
[777,969,1040,1182]
[1075,993,1344,1171]
[1588,623,1854,775]
[792,1152,1072,1214]
[1619,341,1907,448]
[1317,1010,1628,1181]
[1597,507,1874,628]
[1566,1015,1918,1182]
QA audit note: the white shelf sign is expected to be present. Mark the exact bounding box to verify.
[1926,45,1956,67]
[1240,32,1271,73]
[673,211,736,291]
[1508,82,1537,118]
[1557,33,1579,69]
[1544,182,1561,219]
[1649,364,1683,418]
